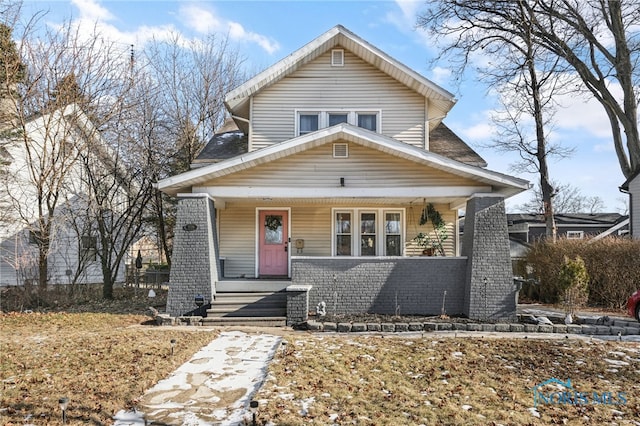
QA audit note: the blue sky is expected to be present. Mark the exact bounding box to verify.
[20,0,628,212]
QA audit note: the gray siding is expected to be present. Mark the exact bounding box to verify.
[292,257,467,316]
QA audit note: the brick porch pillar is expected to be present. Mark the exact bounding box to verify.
[166,194,220,317]
[462,195,517,321]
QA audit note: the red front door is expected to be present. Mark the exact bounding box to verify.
[259,210,288,276]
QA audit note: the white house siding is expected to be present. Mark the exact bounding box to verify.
[630,175,640,238]
[217,203,257,278]
[250,49,426,150]
[217,201,457,279]
[202,142,481,189]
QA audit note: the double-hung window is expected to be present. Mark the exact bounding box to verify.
[333,208,403,256]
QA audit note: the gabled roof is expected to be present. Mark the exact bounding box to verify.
[157,123,529,197]
[224,25,456,132]
[194,119,487,167]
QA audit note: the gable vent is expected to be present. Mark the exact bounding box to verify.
[333,143,348,158]
[331,49,344,66]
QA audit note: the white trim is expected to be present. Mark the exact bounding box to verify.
[194,186,493,199]
[333,143,348,158]
[331,48,344,66]
[295,109,381,136]
[331,207,406,256]
[255,207,292,278]
[224,25,456,114]
[566,230,584,240]
[159,123,529,196]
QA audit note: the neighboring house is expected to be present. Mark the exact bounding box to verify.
[157,25,530,323]
[507,213,630,242]
[620,173,638,238]
[0,104,125,286]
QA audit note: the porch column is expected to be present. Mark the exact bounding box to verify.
[462,195,516,321]
[166,194,220,317]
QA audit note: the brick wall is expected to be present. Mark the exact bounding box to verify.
[292,257,467,317]
[166,195,220,317]
[462,195,516,321]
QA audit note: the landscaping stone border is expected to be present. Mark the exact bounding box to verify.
[302,317,640,337]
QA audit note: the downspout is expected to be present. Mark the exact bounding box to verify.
[619,185,632,238]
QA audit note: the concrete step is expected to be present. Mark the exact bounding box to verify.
[206,291,287,324]
[201,316,287,327]
[207,306,286,317]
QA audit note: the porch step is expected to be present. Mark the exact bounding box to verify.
[205,291,287,327]
[201,316,287,327]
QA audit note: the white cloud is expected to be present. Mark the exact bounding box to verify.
[57,1,280,55]
[430,66,451,85]
[179,4,223,34]
[71,0,113,22]
[460,121,495,142]
[178,4,279,55]
[228,22,279,55]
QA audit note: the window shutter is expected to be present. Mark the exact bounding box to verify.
[331,49,344,66]
[333,143,348,158]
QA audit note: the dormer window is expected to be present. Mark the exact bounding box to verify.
[331,49,344,66]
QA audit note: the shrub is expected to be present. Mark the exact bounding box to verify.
[557,255,589,314]
[524,236,640,309]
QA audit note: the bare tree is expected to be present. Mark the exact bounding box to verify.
[0,17,138,289]
[516,181,605,214]
[419,0,640,179]
[142,33,246,265]
[418,1,575,241]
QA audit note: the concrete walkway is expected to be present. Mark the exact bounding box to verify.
[113,331,282,426]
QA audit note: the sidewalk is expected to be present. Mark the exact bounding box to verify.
[113,330,282,426]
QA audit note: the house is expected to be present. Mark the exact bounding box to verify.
[156,25,530,324]
[0,104,125,287]
[507,213,629,242]
[620,173,638,238]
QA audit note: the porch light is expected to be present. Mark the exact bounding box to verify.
[58,397,69,423]
[340,177,345,187]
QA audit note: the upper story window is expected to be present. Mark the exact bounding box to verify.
[299,113,319,135]
[357,113,377,132]
[328,113,348,126]
[297,109,380,136]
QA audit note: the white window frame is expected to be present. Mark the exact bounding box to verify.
[295,109,381,136]
[356,111,379,132]
[331,49,344,66]
[297,111,320,136]
[332,208,405,256]
[566,230,584,240]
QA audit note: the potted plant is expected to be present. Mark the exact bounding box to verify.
[413,203,448,256]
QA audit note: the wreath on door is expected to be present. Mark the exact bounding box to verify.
[265,215,282,231]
